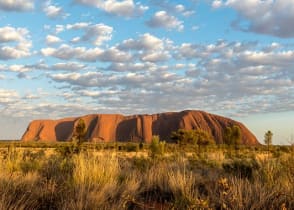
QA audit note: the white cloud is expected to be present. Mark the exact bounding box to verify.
[0,26,26,43]
[66,22,90,30]
[50,62,86,71]
[107,62,145,72]
[0,89,19,104]
[0,26,31,60]
[69,23,113,46]
[218,0,294,37]
[43,0,69,19]
[118,33,173,63]
[54,22,113,46]
[41,44,132,62]
[41,44,86,60]
[119,33,164,51]
[212,0,223,9]
[46,34,62,45]
[175,4,195,17]
[75,0,148,17]
[146,11,184,31]
[9,65,31,72]
[0,63,38,73]
[55,25,65,34]
[141,50,170,62]
[0,0,34,12]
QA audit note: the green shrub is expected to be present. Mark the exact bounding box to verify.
[139,142,144,150]
[39,155,74,183]
[125,142,139,152]
[132,157,152,172]
[222,159,260,180]
[149,136,165,158]
[56,143,81,157]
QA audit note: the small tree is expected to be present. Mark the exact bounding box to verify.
[264,130,273,155]
[150,135,165,158]
[194,129,215,151]
[224,126,233,145]
[75,119,87,145]
[224,125,242,147]
[171,129,197,147]
[171,129,214,151]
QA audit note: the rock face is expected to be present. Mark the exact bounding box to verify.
[21,110,259,145]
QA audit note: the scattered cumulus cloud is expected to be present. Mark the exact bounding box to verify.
[119,33,165,51]
[0,0,34,12]
[41,44,132,62]
[74,0,148,17]
[50,62,87,71]
[146,11,184,31]
[45,34,62,45]
[44,40,294,118]
[0,0,294,142]
[43,0,69,19]
[69,23,113,46]
[212,0,222,9]
[0,26,31,60]
[214,0,294,38]
[175,4,195,17]
[0,89,19,104]
[51,22,113,46]
[0,26,28,43]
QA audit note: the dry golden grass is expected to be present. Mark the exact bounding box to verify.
[0,143,293,209]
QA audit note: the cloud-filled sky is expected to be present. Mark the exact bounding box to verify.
[0,0,293,144]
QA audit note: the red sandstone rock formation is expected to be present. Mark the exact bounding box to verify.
[21,110,259,145]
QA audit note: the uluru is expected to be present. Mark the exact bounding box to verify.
[21,110,259,145]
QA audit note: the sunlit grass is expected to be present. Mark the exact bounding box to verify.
[0,142,293,209]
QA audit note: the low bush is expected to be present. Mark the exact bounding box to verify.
[125,142,139,152]
[149,136,165,158]
[222,158,260,179]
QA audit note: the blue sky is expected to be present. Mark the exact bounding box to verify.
[0,0,293,144]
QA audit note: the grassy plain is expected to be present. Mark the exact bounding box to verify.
[0,141,293,209]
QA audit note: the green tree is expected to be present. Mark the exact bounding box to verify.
[149,135,165,158]
[264,130,273,146]
[194,129,215,150]
[171,129,214,150]
[224,125,242,147]
[264,130,273,154]
[171,129,197,147]
[75,119,87,144]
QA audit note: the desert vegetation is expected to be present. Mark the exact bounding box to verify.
[0,139,293,210]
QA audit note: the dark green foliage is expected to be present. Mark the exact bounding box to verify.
[139,142,144,150]
[195,129,215,148]
[264,130,273,146]
[171,129,197,146]
[74,119,87,144]
[39,155,74,183]
[171,129,214,149]
[264,130,273,157]
[149,135,165,158]
[19,150,45,174]
[56,143,81,157]
[222,159,260,179]
[224,125,242,146]
[132,157,152,172]
[125,142,139,152]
